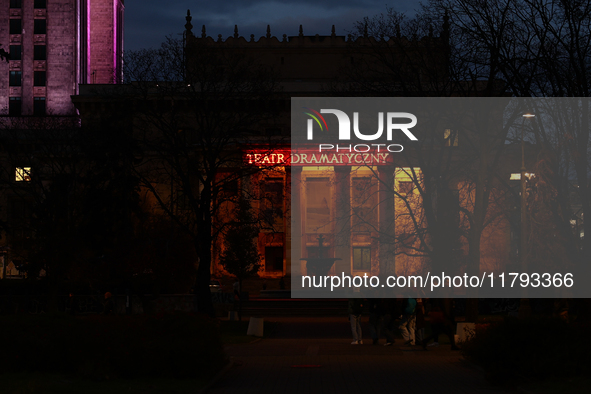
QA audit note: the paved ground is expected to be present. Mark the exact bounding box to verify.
[208,317,508,394]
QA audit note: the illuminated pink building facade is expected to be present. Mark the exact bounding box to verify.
[0,0,124,117]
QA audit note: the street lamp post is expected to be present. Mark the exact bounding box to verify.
[519,113,535,317]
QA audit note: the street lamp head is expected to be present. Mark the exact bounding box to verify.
[522,113,535,118]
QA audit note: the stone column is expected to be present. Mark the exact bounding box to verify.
[289,166,303,277]
[378,164,396,276]
[334,166,351,275]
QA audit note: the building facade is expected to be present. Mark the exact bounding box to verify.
[0,0,124,279]
[182,15,523,281]
[1,7,527,287]
[0,0,124,117]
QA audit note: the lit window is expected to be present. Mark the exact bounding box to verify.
[305,177,331,233]
[16,167,31,182]
[398,181,414,196]
[444,128,458,146]
[353,247,371,271]
[352,177,377,232]
[510,173,535,180]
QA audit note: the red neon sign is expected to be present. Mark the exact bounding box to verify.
[244,151,290,166]
[243,149,393,166]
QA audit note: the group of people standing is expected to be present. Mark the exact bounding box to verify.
[348,296,459,350]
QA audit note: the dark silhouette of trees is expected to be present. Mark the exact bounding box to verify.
[0,115,140,307]
[438,0,591,301]
[219,199,262,320]
[345,1,591,308]
[122,35,281,315]
[338,9,522,311]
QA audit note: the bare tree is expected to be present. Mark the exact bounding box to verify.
[438,0,591,304]
[0,114,140,308]
[334,9,521,308]
[343,1,591,311]
[219,199,262,320]
[122,34,282,315]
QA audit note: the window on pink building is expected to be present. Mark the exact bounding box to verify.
[34,19,46,34]
[34,45,46,60]
[9,98,22,116]
[10,19,22,34]
[10,45,21,61]
[34,71,46,86]
[34,98,46,116]
[9,71,22,86]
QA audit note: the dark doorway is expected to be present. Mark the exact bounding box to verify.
[265,246,283,273]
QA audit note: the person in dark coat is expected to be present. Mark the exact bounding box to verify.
[398,296,417,345]
[348,298,364,344]
[415,297,426,345]
[368,298,385,345]
[421,298,459,350]
[381,297,402,346]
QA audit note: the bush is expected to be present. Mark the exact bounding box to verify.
[462,317,591,384]
[0,312,225,380]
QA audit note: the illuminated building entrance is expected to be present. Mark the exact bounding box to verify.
[241,148,425,278]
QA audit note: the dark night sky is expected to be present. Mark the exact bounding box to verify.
[124,1,422,51]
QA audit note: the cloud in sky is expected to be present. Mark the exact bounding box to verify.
[124,0,422,51]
